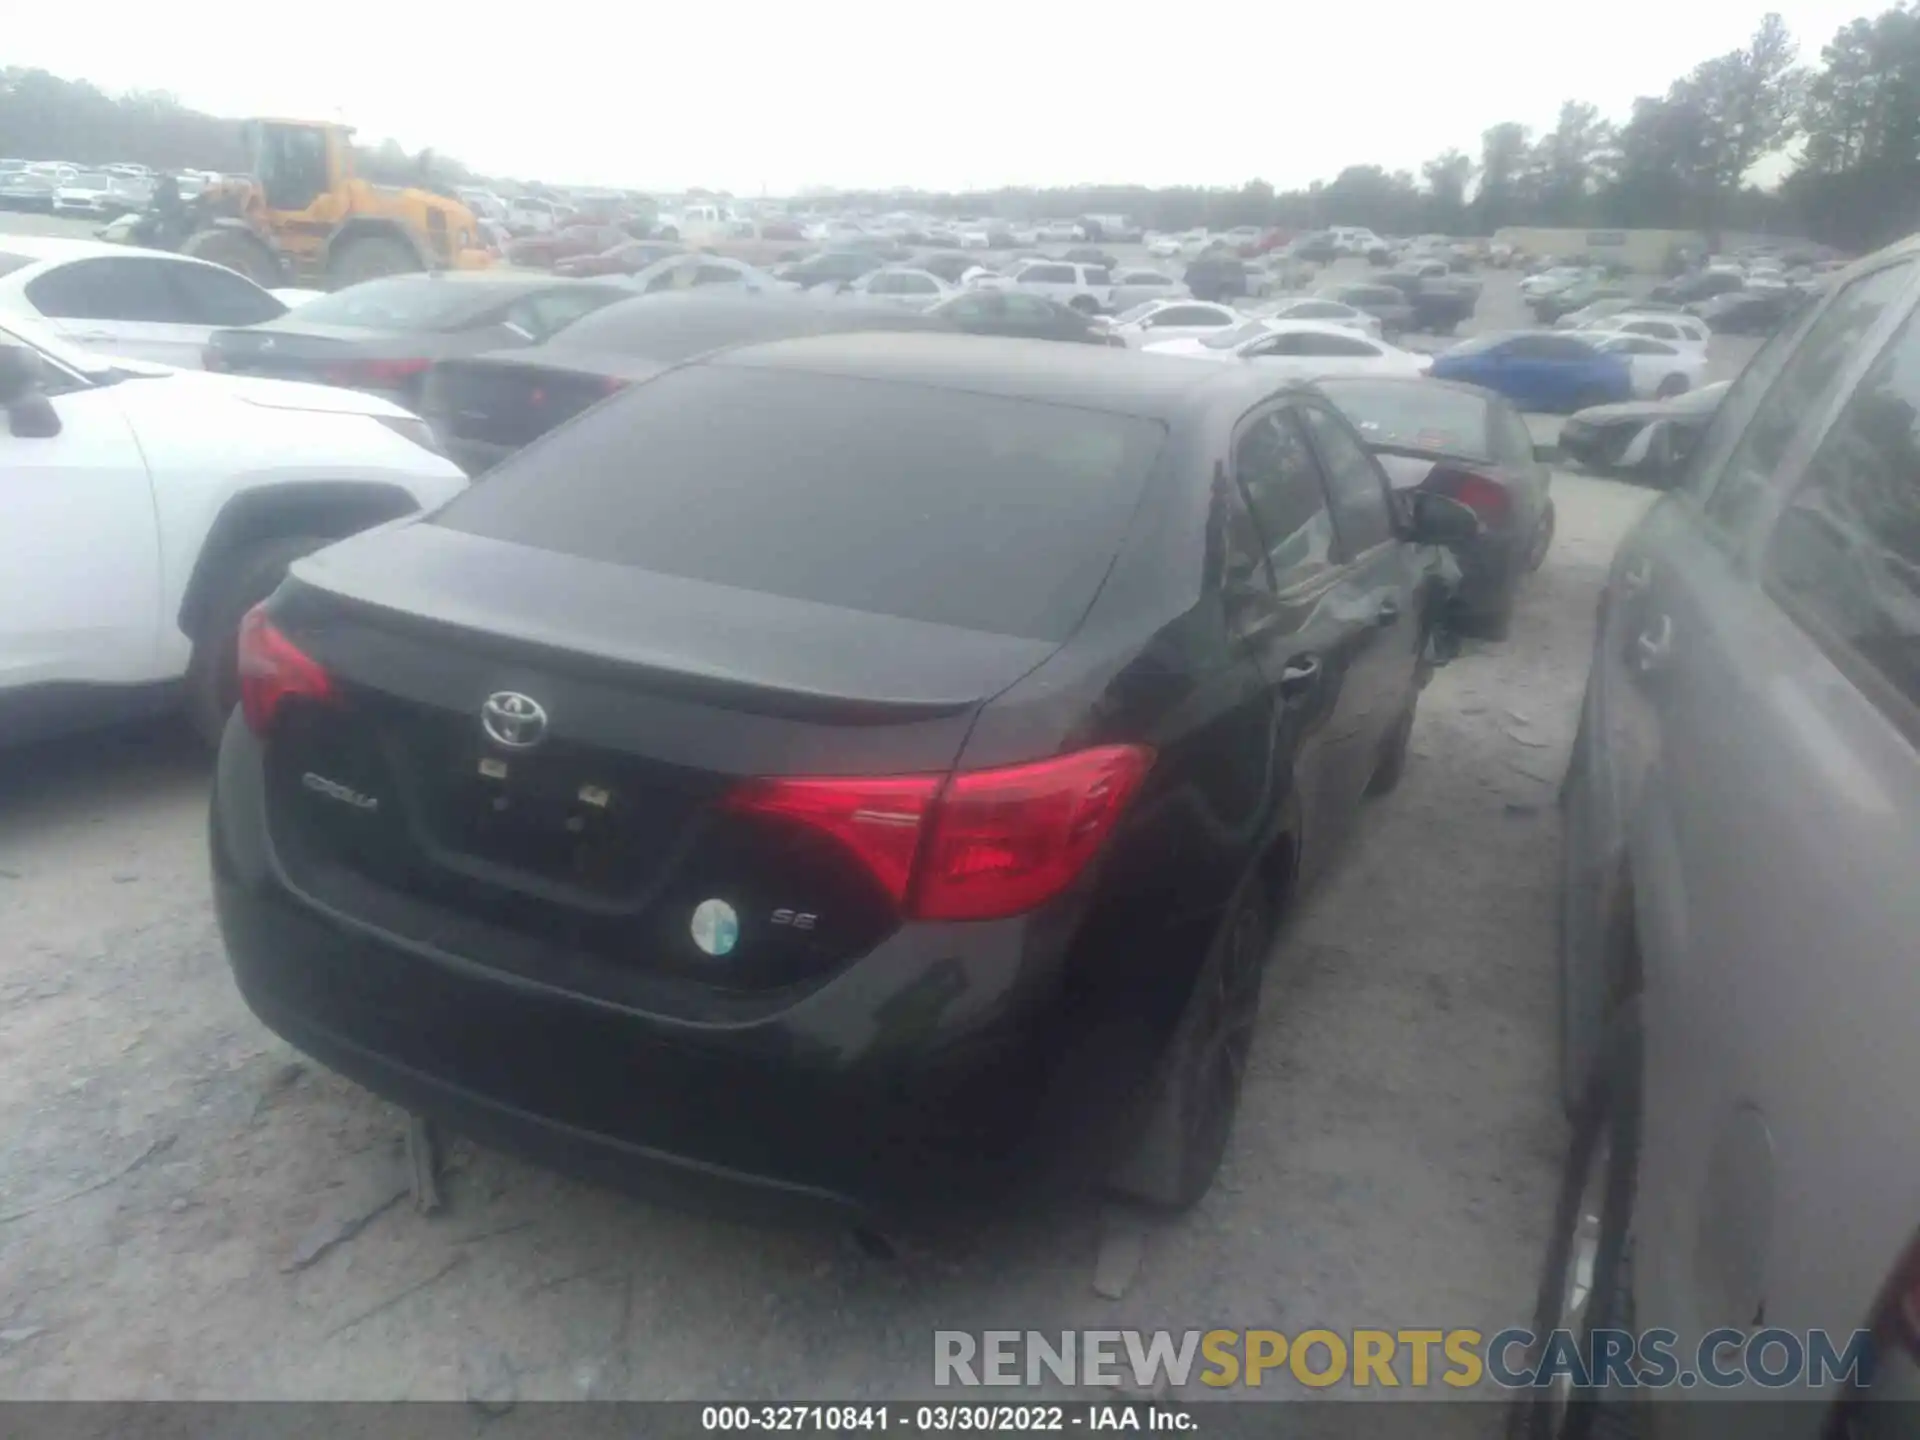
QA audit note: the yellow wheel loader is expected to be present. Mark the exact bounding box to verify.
[152,120,492,290]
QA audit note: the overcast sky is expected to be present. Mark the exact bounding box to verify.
[7,0,1881,193]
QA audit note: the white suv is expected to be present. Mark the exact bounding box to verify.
[0,317,467,748]
[982,260,1114,313]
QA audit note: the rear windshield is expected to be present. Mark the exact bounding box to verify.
[289,277,516,332]
[1316,379,1492,459]
[434,364,1166,640]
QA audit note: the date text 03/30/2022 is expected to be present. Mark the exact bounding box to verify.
[701,1405,1194,1432]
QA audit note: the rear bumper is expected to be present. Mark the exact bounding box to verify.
[209,728,1160,1222]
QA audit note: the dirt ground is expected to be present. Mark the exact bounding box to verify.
[0,466,1658,1410]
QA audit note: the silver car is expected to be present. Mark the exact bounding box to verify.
[1521,239,1920,1435]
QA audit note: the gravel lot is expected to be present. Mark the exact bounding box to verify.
[0,231,1716,1411]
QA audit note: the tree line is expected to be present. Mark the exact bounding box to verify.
[2,5,1918,251]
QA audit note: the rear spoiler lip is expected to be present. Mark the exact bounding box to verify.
[279,535,1057,727]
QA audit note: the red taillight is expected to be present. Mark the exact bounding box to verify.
[236,606,334,735]
[915,746,1154,920]
[322,356,433,389]
[721,745,1154,923]
[723,773,942,906]
[1431,468,1512,524]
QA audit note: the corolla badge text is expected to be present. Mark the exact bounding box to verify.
[301,772,379,811]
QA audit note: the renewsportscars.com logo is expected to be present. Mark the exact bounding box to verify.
[933,1328,1876,1392]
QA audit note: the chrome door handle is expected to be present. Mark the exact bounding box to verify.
[1619,558,1653,599]
[1279,655,1322,701]
[1632,614,1673,673]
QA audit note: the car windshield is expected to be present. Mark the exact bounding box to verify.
[1316,379,1492,458]
[1204,320,1271,349]
[435,364,1166,641]
[288,277,514,332]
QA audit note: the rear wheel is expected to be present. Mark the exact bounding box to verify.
[1108,874,1274,1210]
[1365,699,1417,797]
[1510,1007,1642,1440]
[185,535,328,748]
[1527,499,1557,572]
[1654,374,1688,400]
[328,234,422,289]
[179,227,281,286]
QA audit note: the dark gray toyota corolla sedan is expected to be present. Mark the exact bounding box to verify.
[209,332,1476,1222]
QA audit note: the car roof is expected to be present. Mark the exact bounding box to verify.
[709,329,1281,420]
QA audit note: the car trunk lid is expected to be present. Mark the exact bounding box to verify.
[255,523,1055,994]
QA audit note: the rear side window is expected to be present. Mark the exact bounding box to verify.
[1763,304,1920,725]
[165,261,285,326]
[1698,261,1915,541]
[434,365,1166,641]
[1233,408,1335,588]
[1152,305,1225,327]
[1299,405,1394,553]
[26,257,196,322]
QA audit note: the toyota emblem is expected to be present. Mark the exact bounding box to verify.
[481,691,548,749]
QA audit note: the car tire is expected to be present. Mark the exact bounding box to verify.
[1556,728,1639,1114]
[1654,374,1689,400]
[185,534,328,749]
[1527,500,1557,572]
[1069,295,1099,314]
[1107,871,1275,1211]
[1508,1004,1642,1440]
[1365,698,1417,797]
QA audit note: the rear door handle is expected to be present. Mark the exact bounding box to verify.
[1279,655,1322,701]
[1632,614,1674,674]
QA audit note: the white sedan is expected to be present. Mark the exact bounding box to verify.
[1107,268,1188,312]
[1247,295,1383,337]
[1144,318,1431,378]
[1107,299,1244,347]
[1579,310,1711,347]
[0,236,292,368]
[1592,332,1708,399]
[843,267,957,306]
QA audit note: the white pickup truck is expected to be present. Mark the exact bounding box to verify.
[0,316,467,749]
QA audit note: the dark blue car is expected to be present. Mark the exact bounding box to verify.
[1427,331,1633,413]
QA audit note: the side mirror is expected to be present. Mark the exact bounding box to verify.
[8,392,62,439]
[1404,491,1481,548]
[0,347,60,438]
[0,344,43,406]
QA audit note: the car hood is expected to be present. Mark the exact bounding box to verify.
[113,365,416,418]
